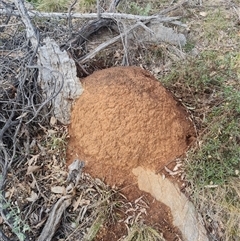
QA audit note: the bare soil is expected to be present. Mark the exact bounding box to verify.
[67,66,196,240]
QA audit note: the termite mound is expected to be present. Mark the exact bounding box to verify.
[67,66,195,188]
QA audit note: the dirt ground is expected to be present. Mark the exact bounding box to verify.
[67,66,196,240]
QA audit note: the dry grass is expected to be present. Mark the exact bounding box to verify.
[122,222,165,241]
[186,178,240,240]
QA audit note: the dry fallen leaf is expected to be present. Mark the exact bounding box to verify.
[173,162,182,171]
[5,187,15,199]
[29,179,37,189]
[51,186,66,194]
[113,50,122,59]
[47,129,57,135]
[73,195,90,211]
[26,165,41,175]
[27,154,40,166]
[50,116,57,126]
[199,12,207,17]
[26,191,38,202]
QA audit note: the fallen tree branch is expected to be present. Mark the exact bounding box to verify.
[61,18,117,50]
[79,21,142,63]
[14,0,38,48]
[37,196,72,241]
[79,17,187,64]
[0,8,182,22]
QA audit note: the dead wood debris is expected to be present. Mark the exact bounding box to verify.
[37,195,72,241]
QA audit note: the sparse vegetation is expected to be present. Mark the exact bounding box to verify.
[27,0,96,12]
[82,188,123,240]
[163,50,239,182]
[0,189,30,241]
[161,6,240,240]
[83,212,105,241]
[122,222,165,241]
[127,2,152,16]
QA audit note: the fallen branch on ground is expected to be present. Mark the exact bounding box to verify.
[0,8,183,22]
[79,21,144,64]
[37,196,72,241]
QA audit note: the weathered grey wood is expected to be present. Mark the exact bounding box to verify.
[61,18,117,50]
[0,9,182,22]
[37,196,72,241]
[38,38,83,124]
[13,0,83,125]
[14,0,38,48]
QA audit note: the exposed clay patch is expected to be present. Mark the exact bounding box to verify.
[67,66,196,240]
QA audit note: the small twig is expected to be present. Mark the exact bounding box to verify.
[14,0,38,48]
[97,0,101,19]
[31,173,49,201]
[159,0,188,15]
[118,22,129,66]
[25,66,64,124]
[61,18,116,50]
[0,0,15,32]
[108,0,122,12]
[0,141,9,189]
[67,0,77,38]
[8,118,22,168]
[137,21,154,34]
[0,23,21,28]
[233,6,240,21]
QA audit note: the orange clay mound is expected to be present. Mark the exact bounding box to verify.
[67,66,195,187]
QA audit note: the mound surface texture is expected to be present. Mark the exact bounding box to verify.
[67,66,195,186]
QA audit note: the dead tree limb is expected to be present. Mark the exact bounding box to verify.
[79,21,143,64]
[14,0,38,48]
[61,18,117,50]
[37,196,72,241]
[0,8,182,22]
